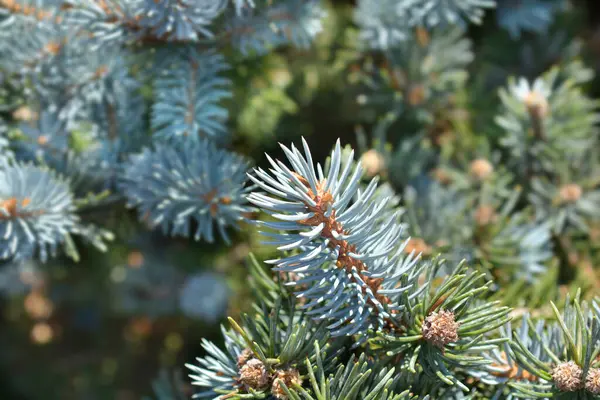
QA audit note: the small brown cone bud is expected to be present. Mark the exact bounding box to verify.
[422,310,460,348]
[360,150,385,178]
[559,184,583,204]
[12,106,37,122]
[469,159,494,181]
[524,91,549,118]
[237,348,254,368]
[1,197,18,217]
[404,238,431,256]
[431,168,452,185]
[239,359,269,390]
[552,361,583,392]
[44,41,62,55]
[271,368,302,399]
[474,205,497,226]
[408,84,426,106]
[415,26,430,47]
[37,135,49,146]
[585,368,600,395]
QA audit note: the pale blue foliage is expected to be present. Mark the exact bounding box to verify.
[152,49,231,142]
[119,139,253,244]
[0,0,326,266]
[247,138,422,337]
[497,71,599,175]
[357,27,473,116]
[355,0,495,44]
[52,143,122,195]
[384,26,473,96]
[0,133,14,169]
[496,0,566,39]
[13,100,142,195]
[60,0,325,53]
[471,315,557,399]
[178,271,229,322]
[227,0,325,56]
[0,0,61,36]
[0,163,79,262]
[17,108,69,163]
[5,43,142,136]
[399,0,496,27]
[138,0,227,41]
[0,9,65,74]
[488,214,553,281]
[186,327,242,399]
[355,0,410,50]
[231,0,255,16]
[69,52,144,138]
[404,174,553,280]
[404,178,472,263]
[55,50,141,131]
[529,178,600,235]
[62,0,144,47]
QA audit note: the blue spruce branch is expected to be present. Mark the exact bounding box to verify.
[119,138,253,243]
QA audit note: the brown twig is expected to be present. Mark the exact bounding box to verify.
[291,173,405,333]
[0,197,45,220]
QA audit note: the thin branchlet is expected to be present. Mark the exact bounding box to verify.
[293,173,391,308]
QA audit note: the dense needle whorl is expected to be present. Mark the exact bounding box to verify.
[247,138,421,337]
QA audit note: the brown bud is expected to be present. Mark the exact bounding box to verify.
[44,41,62,55]
[422,310,460,348]
[524,91,549,118]
[37,135,50,146]
[239,359,269,390]
[559,184,583,204]
[415,26,430,47]
[407,84,426,106]
[271,368,302,399]
[1,197,18,217]
[552,361,583,392]
[474,205,497,226]
[431,168,452,185]
[12,106,37,122]
[237,348,254,368]
[585,368,600,395]
[360,150,385,178]
[404,238,431,257]
[469,159,494,181]
[94,65,109,79]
